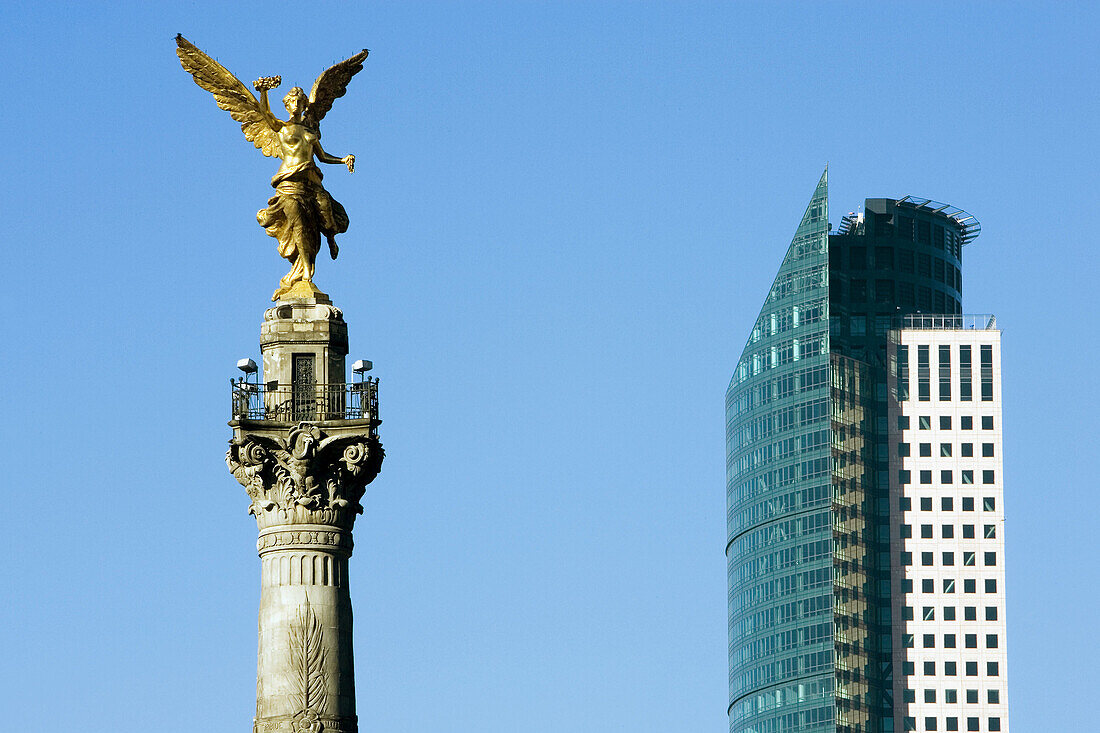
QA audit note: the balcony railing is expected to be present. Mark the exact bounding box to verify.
[231,379,379,423]
[900,314,997,331]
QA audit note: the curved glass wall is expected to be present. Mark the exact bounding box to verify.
[726,170,834,733]
[829,199,967,366]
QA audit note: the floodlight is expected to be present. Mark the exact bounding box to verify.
[237,358,258,374]
[352,360,373,374]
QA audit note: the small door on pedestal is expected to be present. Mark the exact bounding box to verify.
[292,353,316,422]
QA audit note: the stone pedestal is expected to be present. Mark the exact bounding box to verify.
[228,296,382,733]
[260,296,348,390]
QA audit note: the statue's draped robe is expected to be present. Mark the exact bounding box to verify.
[257,161,349,291]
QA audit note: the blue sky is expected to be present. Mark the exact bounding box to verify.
[2,2,1097,731]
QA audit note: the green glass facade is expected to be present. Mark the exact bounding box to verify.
[727,170,834,733]
[726,172,977,733]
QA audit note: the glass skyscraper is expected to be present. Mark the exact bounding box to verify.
[726,171,1007,733]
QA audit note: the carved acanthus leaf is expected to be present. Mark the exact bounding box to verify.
[227,422,383,524]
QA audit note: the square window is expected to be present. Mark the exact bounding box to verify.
[901,552,913,566]
[965,661,978,676]
[984,524,996,539]
[942,525,954,538]
[961,470,974,485]
[900,524,912,538]
[899,415,911,430]
[905,717,917,731]
[920,443,932,457]
[922,552,934,566]
[924,661,936,675]
[940,415,952,429]
[944,661,957,676]
[965,634,977,648]
[923,634,935,648]
[944,606,956,620]
[988,690,999,704]
[904,661,915,675]
[945,689,958,703]
[926,717,938,731]
[904,689,916,703]
[899,443,911,457]
[985,606,998,620]
[963,525,975,538]
[901,497,913,510]
[981,416,993,429]
[903,606,914,620]
[967,717,979,732]
[984,552,997,566]
[986,634,998,648]
[941,470,954,484]
[944,633,956,648]
[962,497,974,511]
[964,580,976,594]
[923,606,935,620]
[987,661,999,676]
[982,470,995,485]
[982,443,995,457]
[922,579,935,593]
[946,717,958,731]
[904,634,915,648]
[961,416,973,430]
[989,718,1001,732]
[942,497,954,511]
[984,579,997,593]
[940,443,952,457]
[943,552,955,566]
[961,443,974,457]
[964,606,977,620]
[921,524,933,538]
[925,689,937,703]
[919,416,931,429]
[921,497,933,511]
[966,690,978,704]
[983,497,996,511]
[943,578,955,593]
[899,470,912,484]
[902,579,914,592]
[963,552,975,566]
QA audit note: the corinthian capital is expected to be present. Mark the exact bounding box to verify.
[227,422,383,529]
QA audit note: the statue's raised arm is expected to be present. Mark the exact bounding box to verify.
[175,35,370,302]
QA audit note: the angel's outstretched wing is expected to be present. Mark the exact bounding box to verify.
[305,48,370,128]
[175,34,281,157]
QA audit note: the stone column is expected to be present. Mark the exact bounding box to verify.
[228,296,383,733]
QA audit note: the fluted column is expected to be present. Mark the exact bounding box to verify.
[254,525,356,733]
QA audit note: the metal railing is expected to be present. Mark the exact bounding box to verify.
[900,314,997,331]
[231,379,379,423]
[896,196,982,244]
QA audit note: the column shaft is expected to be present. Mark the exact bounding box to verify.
[254,525,357,733]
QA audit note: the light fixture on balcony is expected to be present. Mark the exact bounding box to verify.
[237,357,258,386]
[354,358,376,385]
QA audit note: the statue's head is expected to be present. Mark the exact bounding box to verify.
[283,87,308,118]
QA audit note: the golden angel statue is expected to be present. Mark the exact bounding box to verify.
[175,35,369,301]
